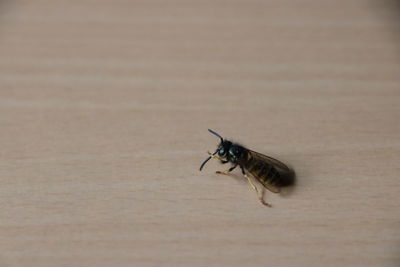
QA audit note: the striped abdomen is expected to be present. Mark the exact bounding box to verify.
[241,152,285,193]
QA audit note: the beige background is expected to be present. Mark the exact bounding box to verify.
[1,0,400,266]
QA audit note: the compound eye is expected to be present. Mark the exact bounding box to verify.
[218,147,225,156]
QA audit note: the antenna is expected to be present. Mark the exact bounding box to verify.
[199,129,224,171]
[208,129,223,143]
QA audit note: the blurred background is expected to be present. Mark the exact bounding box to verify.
[0,0,399,266]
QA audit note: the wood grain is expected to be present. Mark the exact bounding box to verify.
[1,0,399,266]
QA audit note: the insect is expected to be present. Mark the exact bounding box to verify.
[199,129,294,207]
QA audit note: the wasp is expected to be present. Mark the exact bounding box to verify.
[199,129,294,207]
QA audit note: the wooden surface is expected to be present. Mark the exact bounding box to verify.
[1,0,400,266]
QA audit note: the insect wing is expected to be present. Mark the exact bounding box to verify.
[248,150,291,173]
[245,150,291,193]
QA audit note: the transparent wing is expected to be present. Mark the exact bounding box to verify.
[244,150,293,193]
[248,168,281,193]
[248,150,291,173]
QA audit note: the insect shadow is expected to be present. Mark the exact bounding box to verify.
[276,165,296,197]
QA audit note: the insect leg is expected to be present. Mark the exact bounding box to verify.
[241,166,271,207]
[207,151,228,164]
[207,151,222,160]
[216,164,237,175]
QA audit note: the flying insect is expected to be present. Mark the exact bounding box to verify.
[199,129,294,207]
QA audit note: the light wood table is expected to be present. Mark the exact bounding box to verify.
[1,1,399,266]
